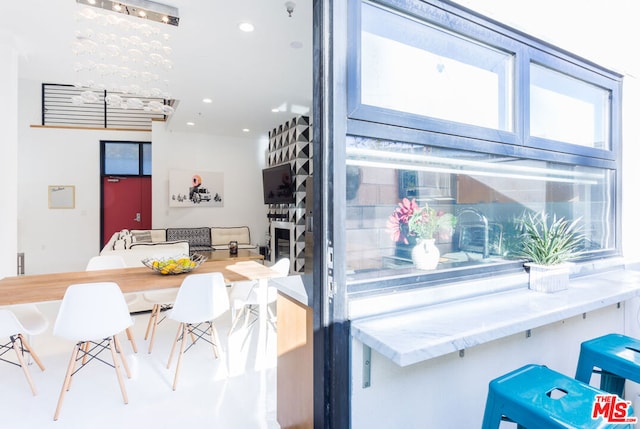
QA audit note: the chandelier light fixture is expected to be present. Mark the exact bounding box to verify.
[71,0,179,115]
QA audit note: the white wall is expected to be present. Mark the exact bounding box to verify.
[14,80,269,275]
[350,1,640,427]
[0,38,19,278]
[151,121,269,245]
[17,80,151,274]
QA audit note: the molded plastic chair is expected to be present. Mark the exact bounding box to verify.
[0,305,48,395]
[482,364,635,429]
[229,258,290,333]
[86,255,138,353]
[142,288,179,353]
[166,272,230,390]
[575,333,640,397]
[53,282,134,421]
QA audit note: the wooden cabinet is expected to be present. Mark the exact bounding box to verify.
[277,291,313,429]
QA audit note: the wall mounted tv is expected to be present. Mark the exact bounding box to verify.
[262,163,295,205]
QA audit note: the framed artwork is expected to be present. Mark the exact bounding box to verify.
[169,169,224,208]
[48,185,75,209]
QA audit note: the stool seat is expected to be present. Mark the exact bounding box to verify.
[482,364,635,429]
[575,333,640,397]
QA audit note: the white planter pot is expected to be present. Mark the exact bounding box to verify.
[525,262,570,293]
[412,239,440,270]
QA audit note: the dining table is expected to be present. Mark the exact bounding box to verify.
[0,259,282,363]
[0,259,279,306]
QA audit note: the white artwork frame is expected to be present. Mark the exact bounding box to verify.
[169,170,224,208]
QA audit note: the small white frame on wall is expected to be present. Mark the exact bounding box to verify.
[48,185,75,209]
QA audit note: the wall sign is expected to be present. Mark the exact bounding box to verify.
[48,185,75,209]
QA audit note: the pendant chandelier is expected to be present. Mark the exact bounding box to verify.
[71,0,179,115]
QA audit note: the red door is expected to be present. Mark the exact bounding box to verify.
[102,176,152,247]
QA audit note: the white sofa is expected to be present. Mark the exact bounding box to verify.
[100,226,257,267]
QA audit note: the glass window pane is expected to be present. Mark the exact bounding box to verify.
[360,2,514,131]
[142,143,152,175]
[530,63,610,149]
[345,136,613,284]
[104,142,140,175]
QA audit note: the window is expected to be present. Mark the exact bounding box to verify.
[345,138,613,284]
[345,0,621,291]
[529,63,611,150]
[102,141,151,176]
[360,3,514,131]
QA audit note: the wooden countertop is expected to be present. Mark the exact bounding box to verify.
[0,260,279,306]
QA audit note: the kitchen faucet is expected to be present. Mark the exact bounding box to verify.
[457,207,490,259]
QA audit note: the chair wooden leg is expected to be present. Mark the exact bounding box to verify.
[167,322,183,369]
[12,336,37,396]
[147,305,161,353]
[172,323,188,391]
[229,307,245,333]
[54,344,81,421]
[81,341,90,365]
[18,333,45,371]
[108,337,128,405]
[144,304,158,340]
[210,323,220,359]
[113,335,131,379]
[189,327,197,344]
[125,327,138,353]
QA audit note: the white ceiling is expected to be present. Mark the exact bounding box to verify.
[2,0,313,139]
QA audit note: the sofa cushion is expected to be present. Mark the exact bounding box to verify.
[211,226,251,246]
[166,227,212,249]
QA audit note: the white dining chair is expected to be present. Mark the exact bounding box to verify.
[166,272,230,390]
[53,282,134,421]
[229,257,290,333]
[0,304,48,395]
[86,255,139,353]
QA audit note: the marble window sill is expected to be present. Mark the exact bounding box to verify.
[351,269,640,367]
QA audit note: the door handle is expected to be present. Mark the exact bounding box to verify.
[134,213,141,222]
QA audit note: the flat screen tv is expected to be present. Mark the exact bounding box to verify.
[262,163,295,204]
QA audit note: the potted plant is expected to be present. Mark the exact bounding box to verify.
[387,198,456,270]
[516,211,584,292]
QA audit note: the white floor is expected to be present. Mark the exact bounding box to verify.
[1,298,280,429]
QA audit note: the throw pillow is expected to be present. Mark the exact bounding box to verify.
[132,230,152,243]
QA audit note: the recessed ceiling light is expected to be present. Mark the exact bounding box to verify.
[242,128,250,133]
[138,10,147,18]
[271,108,280,113]
[187,122,195,126]
[202,98,213,104]
[238,22,255,32]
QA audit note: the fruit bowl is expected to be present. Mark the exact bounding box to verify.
[141,253,207,275]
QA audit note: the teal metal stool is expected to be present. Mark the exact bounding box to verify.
[575,333,640,397]
[482,364,635,429]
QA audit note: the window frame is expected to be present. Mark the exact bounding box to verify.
[344,0,623,294]
[101,140,152,177]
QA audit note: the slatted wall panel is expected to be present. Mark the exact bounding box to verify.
[42,83,170,130]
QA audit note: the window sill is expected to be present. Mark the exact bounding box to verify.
[350,266,640,367]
